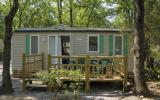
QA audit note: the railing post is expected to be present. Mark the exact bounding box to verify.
[123,56,128,92]
[111,56,114,78]
[42,53,44,70]
[48,54,51,73]
[85,55,90,94]
[22,53,26,92]
[58,57,60,69]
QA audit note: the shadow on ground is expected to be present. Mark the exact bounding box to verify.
[0,77,148,100]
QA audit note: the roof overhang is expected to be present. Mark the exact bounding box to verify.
[15,28,133,33]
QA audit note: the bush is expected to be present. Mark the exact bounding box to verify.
[36,69,83,99]
[144,51,160,80]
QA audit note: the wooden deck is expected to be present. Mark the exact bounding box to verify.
[22,53,128,93]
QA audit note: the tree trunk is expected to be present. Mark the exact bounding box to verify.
[0,0,18,94]
[69,0,73,27]
[133,0,147,95]
[57,0,63,24]
[86,2,96,27]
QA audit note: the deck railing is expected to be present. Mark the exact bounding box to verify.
[48,55,128,92]
[23,53,44,77]
[22,53,44,91]
[48,55,127,78]
[22,54,127,93]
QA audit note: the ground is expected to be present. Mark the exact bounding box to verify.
[0,62,159,100]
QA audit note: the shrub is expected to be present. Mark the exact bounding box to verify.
[36,68,83,99]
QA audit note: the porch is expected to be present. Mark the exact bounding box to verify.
[22,53,128,93]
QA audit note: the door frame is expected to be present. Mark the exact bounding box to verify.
[48,34,71,56]
[57,34,71,56]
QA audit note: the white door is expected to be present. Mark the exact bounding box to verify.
[49,36,56,64]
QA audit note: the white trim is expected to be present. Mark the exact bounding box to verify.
[30,34,39,54]
[113,35,123,55]
[87,35,99,53]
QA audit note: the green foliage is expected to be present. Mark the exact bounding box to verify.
[63,69,83,100]
[36,69,83,99]
[144,50,160,80]
[144,1,160,53]
[0,0,136,41]
[0,12,4,39]
[36,69,62,87]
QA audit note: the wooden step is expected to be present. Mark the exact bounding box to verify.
[26,84,47,88]
[26,78,42,81]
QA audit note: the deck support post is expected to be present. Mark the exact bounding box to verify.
[58,57,60,69]
[85,55,90,94]
[42,53,44,70]
[123,56,128,92]
[22,53,26,92]
[48,54,51,73]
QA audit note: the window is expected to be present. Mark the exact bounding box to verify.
[30,35,39,54]
[88,35,99,52]
[114,35,123,55]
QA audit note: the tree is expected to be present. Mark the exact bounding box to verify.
[69,0,73,27]
[0,0,114,29]
[57,0,63,24]
[0,0,18,94]
[133,0,147,95]
[0,13,5,39]
[144,0,160,48]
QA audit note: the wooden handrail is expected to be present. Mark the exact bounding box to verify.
[22,53,45,92]
[49,55,127,77]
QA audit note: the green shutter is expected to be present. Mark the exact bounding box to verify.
[108,34,113,56]
[99,34,104,54]
[25,33,30,54]
[123,34,128,56]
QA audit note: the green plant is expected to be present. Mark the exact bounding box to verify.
[36,69,84,100]
[144,50,160,80]
[36,69,61,91]
[63,70,83,100]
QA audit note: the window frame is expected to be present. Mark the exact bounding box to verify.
[113,35,123,55]
[87,35,99,53]
[30,34,39,55]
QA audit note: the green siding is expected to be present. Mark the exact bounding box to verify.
[123,34,128,55]
[108,34,113,56]
[99,34,104,54]
[25,33,30,54]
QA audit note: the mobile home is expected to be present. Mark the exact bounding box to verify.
[11,25,133,76]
